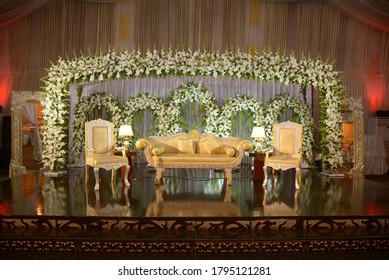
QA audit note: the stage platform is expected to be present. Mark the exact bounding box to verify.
[1,163,389,259]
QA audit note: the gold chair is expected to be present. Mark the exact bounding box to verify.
[85,119,130,191]
[262,121,303,189]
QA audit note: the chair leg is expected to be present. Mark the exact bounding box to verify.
[262,166,268,188]
[124,164,130,188]
[85,165,89,189]
[94,167,100,191]
[295,168,300,189]
[123,164,131,205]
[111,168,116,194]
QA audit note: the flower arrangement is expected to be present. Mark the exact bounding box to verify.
[42,49,344,173]
[260,93,315,164]
[165,82,220,135]
[71,92,123,157]
[219,95,264,137]
[71,86,315,165]
[122,92,165,137]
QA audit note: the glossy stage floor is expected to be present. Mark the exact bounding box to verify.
[1,163,389,259]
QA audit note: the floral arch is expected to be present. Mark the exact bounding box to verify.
[164,82,220,135]
[122,93,165,137]
[218,95,264,137]
[72,92,123,157]
[260,94,315,165]
[42,49,344,172]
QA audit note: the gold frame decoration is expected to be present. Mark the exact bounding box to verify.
[343,97,364,177]
[10,91,43,177]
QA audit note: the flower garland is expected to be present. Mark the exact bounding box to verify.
[122,93,166,137]
[71,92,123,157]
[319,85,344,172]
[219,95,264,137]
[261,94,315,164]
[165,82,220,135]
[42,49,344,172]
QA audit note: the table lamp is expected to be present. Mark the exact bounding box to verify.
[251,126,265,153]
[119,124,134,148]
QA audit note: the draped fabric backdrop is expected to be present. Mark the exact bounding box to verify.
[0,0,388,124]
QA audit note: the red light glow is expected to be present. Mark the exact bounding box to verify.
[365,76,386,114]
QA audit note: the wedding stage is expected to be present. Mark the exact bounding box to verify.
[1,162,389,259]
[3,49,382,259]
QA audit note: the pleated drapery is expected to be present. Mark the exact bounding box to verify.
[0,0,388,119]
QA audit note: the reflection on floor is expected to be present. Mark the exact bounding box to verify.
[2,164,389,217]
[1,163,389,259]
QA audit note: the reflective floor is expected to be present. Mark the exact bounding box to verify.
[1,163,389,218]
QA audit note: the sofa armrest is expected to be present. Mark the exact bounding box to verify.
[223,145,236,157]
[231,139,253,152]
[135,138,152,150]
[151,146,166,156]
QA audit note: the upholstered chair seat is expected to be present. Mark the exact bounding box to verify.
[85,119,130,192]
[263,121,303,189]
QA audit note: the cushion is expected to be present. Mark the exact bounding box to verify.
[199,134,221,154]
[279,128,296,155]
[212,145,236,157]
[178,138,195,154]
[224,146,236,157]
[92,126,109,154]
[88,155,128,166]
[158,153,235,163]
[151,146,166,156]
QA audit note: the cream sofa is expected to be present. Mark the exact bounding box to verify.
[135,131,252,185]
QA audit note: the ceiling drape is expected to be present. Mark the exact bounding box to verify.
[0,0,49,27]
[0,0,388,118]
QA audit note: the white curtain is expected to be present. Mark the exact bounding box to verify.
[22,103,37,126]
[1,0,389,119]
[22,103,42,161]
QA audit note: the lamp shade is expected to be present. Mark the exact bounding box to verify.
[119,125,133,137]
[251,127,265,138]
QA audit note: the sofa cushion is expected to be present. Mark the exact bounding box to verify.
[151,146,166,156]
[224,145,236,157]
[88,155,128,166]
[178,138,195,154]
[158,153,236,163]
[199,134,221,154]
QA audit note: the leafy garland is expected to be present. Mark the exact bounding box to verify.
[42,49,344,172]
